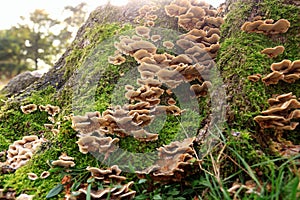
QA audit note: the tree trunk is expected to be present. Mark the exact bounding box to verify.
[0,0,299,199]
[218,0,300,146]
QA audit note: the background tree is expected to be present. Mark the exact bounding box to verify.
[0,28,29,80]
[59,2,88,49]
[18,9,61,70]
[0,2,87,80]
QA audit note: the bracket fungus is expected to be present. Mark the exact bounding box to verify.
[27,173,39,181]
[71,3,217,162]
[135,26,151,38]
[20,104,37,114]
[74,165,136,199]
[40,171,50,179]
[261,71,284,85]
[135,4,158,26]
[261,46,285,58]
[164,0,224,63]
[72,111,102,135]
[59,153,75,161]
[254,93,300,131]
[137,137,201,182]
[76,135,119,159]
[39,104,61,116]
[108,54,126,65]
[262,59,300,85]
[247,74,262,82]
[190,81,212,97]
[163,41,175,49]
[5,136,46,169]
[73,101,160,142]
[46,104,60,116]
[151,34,162,42]
[241,18,290,35]
[52,153,75,168]
[114,36,157,56]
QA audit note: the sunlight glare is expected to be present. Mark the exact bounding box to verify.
[110,0,129,6]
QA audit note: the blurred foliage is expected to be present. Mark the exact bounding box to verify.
[0,2,88,82]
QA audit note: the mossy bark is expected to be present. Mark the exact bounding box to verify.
[218,0,300,147]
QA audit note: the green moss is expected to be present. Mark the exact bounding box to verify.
[0,116,101,199]
[64,23,133,79]
[218,0,300,136]
[0,87,56,152]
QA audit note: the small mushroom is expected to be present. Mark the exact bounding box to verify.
[133,49,152,62]
[27,173,39,181]
[44,124,54,130]
[146,20,155,27]
[108,54,126,65]
[151,35,161,42]
[165,3,188,17]
[39,105,47,111]
[135,26,151,38]
[52,160,75,168]
[59,153,74,161]
[270,60,292,72]
[163,41,175,49]
[167,98,176,105]
[45,104,60,116]
[21,104,37,114]
[51,129,59,135]
[190,81,212,97]
[248,74,262,82]
[40,171,50,179]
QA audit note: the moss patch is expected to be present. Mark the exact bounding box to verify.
[218,0,300,139]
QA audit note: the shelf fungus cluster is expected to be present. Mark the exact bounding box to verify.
[137,137,201,182]
[262,60,300,85]
[165,0,223,61]
[5,136,47,169]
[254,93,300,131]
[76,134,119,160]
[20,103,61,135]
[241,18,290,35]
[165,0,223,31]
[135,4,159,27]
[72,105,160,142]
[73,165,136,199]
[72,0,219,179]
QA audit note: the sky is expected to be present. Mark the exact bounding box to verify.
[0,0,225,30]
